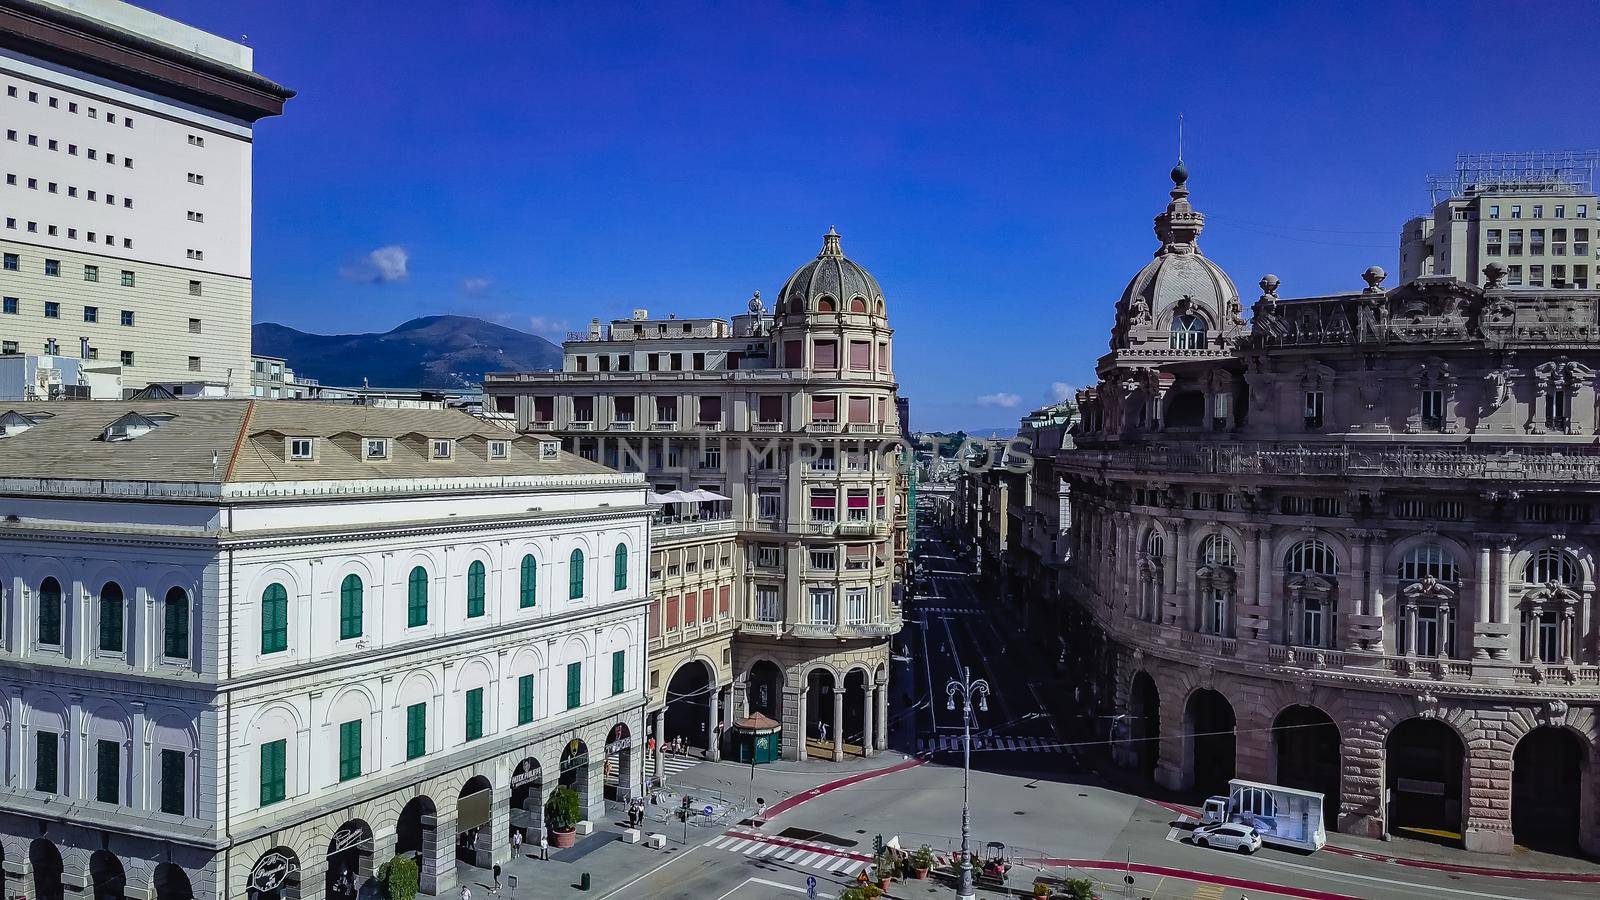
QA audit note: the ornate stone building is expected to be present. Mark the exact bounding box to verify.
[485,229,905,767]
[1061,162,1600,856]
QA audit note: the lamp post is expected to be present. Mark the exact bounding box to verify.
[946,665,989,900]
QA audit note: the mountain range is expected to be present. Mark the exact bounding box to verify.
[251,315,563,390]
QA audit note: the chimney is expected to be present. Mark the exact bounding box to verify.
[632,308,649,321]
[589,317,602,339]
[79,336,90,359]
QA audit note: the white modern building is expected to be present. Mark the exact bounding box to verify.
[0,0,292,392]
[0,401,649,899]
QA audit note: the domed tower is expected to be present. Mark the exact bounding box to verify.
[1104,163,1246,373]
[771,227,894,383]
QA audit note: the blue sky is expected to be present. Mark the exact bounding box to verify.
[147,0,1599,431]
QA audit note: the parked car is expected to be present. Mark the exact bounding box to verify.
[1190,822,1262,854]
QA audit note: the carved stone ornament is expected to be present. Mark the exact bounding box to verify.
[1542,699,1570,728]
[1415,691,1441,718]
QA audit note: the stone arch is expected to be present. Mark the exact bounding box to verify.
[664,657,716,752]
[849,296,868,314]
[321,683,378,728]
[1384,716,1467,846]
[1510,538,1596,590]
[1511,724,1591,855]
[558,737,596,819]
[30,838,64,900]
[1272,703,1341,831]
[842,667,871,757]
[456,774,495,867]
[605,721,634,801]
[1182,686,1236,796]
[324,818,373,900]
[153,862,194,900]
[89,849,127,900]
[745,658,785,719]
[816,295,836,313]
[245,846,300,900]
[804,666,839,759]
[509,756,544,843]
[1127,669,1161,782]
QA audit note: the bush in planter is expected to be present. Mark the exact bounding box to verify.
[1031,881,1052,898]
[376,855,420,900]
[545,784,583,832]
[841,886,883,900]
[874,850,899,883]
[1060,877,1099,900]
[910,844,936,876]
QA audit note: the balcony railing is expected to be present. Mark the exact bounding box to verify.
[1076,442,1600,482]
[652,518,739,540]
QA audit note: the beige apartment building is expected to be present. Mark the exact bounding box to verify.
[485,229,908,770]
[0,0,292,393]
[1401,151,1597,291]
[1054,159,1600,857]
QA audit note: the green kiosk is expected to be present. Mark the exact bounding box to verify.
[729,713,783,764]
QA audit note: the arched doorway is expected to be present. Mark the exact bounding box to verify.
[746,661,783,719]
[1386,718,1464,846]
[154,863,194,900]
[805,668,837,759]
[664,660,715,752]
[510,757,544,844]
[1513,726,1586,854]
[325,819,373,900]
[1184,689,1235,797]
[245,847,300,900]
[1129,671,1161,782]
[30,839,63,900]
[457,775,494,867]
[395,795,437,861]
[843,669,869,756]
[606,722,634,801]
[90,850,126,900]
[560,738,592,815]
[1274,705,1341,830]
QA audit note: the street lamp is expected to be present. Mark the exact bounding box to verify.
[946,666,989,900]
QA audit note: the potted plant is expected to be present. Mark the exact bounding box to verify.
[909,845,935,880]
[841,886,882,900]
[874,850,898,889]
[544,785,583,848]
[1031,881,1052,898]
[376,855,419,900]
[1061,877,1099,900]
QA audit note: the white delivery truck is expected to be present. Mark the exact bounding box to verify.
[1198,779,1326,852]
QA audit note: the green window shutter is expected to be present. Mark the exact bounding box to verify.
[339,574,364,640]
[519,554,537,607]
[518,674,535,725]
[260,583,288,653]
[465,687,484,741]
[338,720,362,781]
[406,702,427,760]
[163,588,189,659]
[614,543,628,591]
[96,739,119,803]
[160,749,185,815]
[259,739,286,806]
[568,549,584,600]
[407,567,428,627]
[566,661,582,710]
[611,650,625,696]
[99,583,124,652]
[467,561,486,618]
[38,578,61,645]
[35,730,58,793]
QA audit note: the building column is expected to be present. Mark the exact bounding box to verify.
[489,785,512,868]
[420,811,454,897]
[1366,531,1385,645]
[1475,544,1492,625]
[1403,603,1417,655]
[832,688,845,763]
[706,687,721,762]
[297,854,329,900]
[1494,544,1514,625]
[860,681,875,758]
[875,680,888,751]
[785,686,805,762]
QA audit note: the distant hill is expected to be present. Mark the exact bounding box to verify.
[251,315,563,389]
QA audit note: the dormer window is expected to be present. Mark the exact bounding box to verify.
[288,437,315,460]
[364,438,389,460]
[1169,314,1207,350]
[0,409,47,437]
[541,440,559,460]
[489,440,509,460]
[102,412,171,442]
[431,439,454,460]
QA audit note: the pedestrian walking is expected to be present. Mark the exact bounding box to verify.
[460,885,472,900]
[491,863,502,895]
[511,829,523,857]
[818,721,828,743]
[756,798,767,826]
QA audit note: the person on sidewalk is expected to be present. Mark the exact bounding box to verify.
[511,829,523,858]
[491,864,502,895]
[756,798,767,826]
[460,886,472,900]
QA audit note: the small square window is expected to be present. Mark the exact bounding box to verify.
[44,259,59,276]
[83,265,98,282]
[189,280,202,296]
[43,301,59,319]
[120,271,134,287]
[120,310,134,327]
[1,254,15,271]
[120,350,134,366]
[188,356,201,372]
[2,297,18,314]
[188,318,202,333]
[83,306,98,323]
[489,440,509,460]
[364,438,389,460]
[431,439,454,460]
[289,438,315,460]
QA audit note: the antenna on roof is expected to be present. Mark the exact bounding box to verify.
[1177,113,1184,164]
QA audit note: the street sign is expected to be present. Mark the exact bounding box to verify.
[703,804,714,816]
[806,875,817,899]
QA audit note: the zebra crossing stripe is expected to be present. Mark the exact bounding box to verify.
[755,844,780,857]
[710,836,734,850]
[796,851,824,867]
[725,839,753,853]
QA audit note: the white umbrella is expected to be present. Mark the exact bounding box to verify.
[685,489,732,502]
[650,490,692,504]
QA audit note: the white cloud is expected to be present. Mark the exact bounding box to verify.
[527,316,570,336]
[461,277,492,294]
[340,245,410,283]
[977,392,1021,408]
[1049,382,1074,402]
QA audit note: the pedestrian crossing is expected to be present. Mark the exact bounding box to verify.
[654,753,703,781]
[917,734,1065,753]
[706,831,872,877]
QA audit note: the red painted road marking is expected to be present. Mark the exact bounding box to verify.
[1142,797,1600,884]
[762,757,926,819]
[1027,858,1364,900]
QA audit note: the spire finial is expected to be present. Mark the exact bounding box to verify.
[820,226,843,258]
[1177,113,1184,164]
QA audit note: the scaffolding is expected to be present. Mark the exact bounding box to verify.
[1426,150,1600,204]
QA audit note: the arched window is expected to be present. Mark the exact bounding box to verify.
[1200,535,1238,568]
[163,587,190,660]
[569,549,585,600]
[339,574,363,640]
[98,582,125,653]
[849,297,868,314]
[466,560,486,618]
[817,296,836,313]
[1144,530,1166,560]
[1169,314,1207,350]
[260,583,288,654]
[1399,544,1458,582]
[519,554,538,608]
[1138,530,1166,622]
[407,566,428,627]
[1524,548,1580,586]
[1285,539,1339,575]
[613,543,629,591]
[37,576,62,646]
